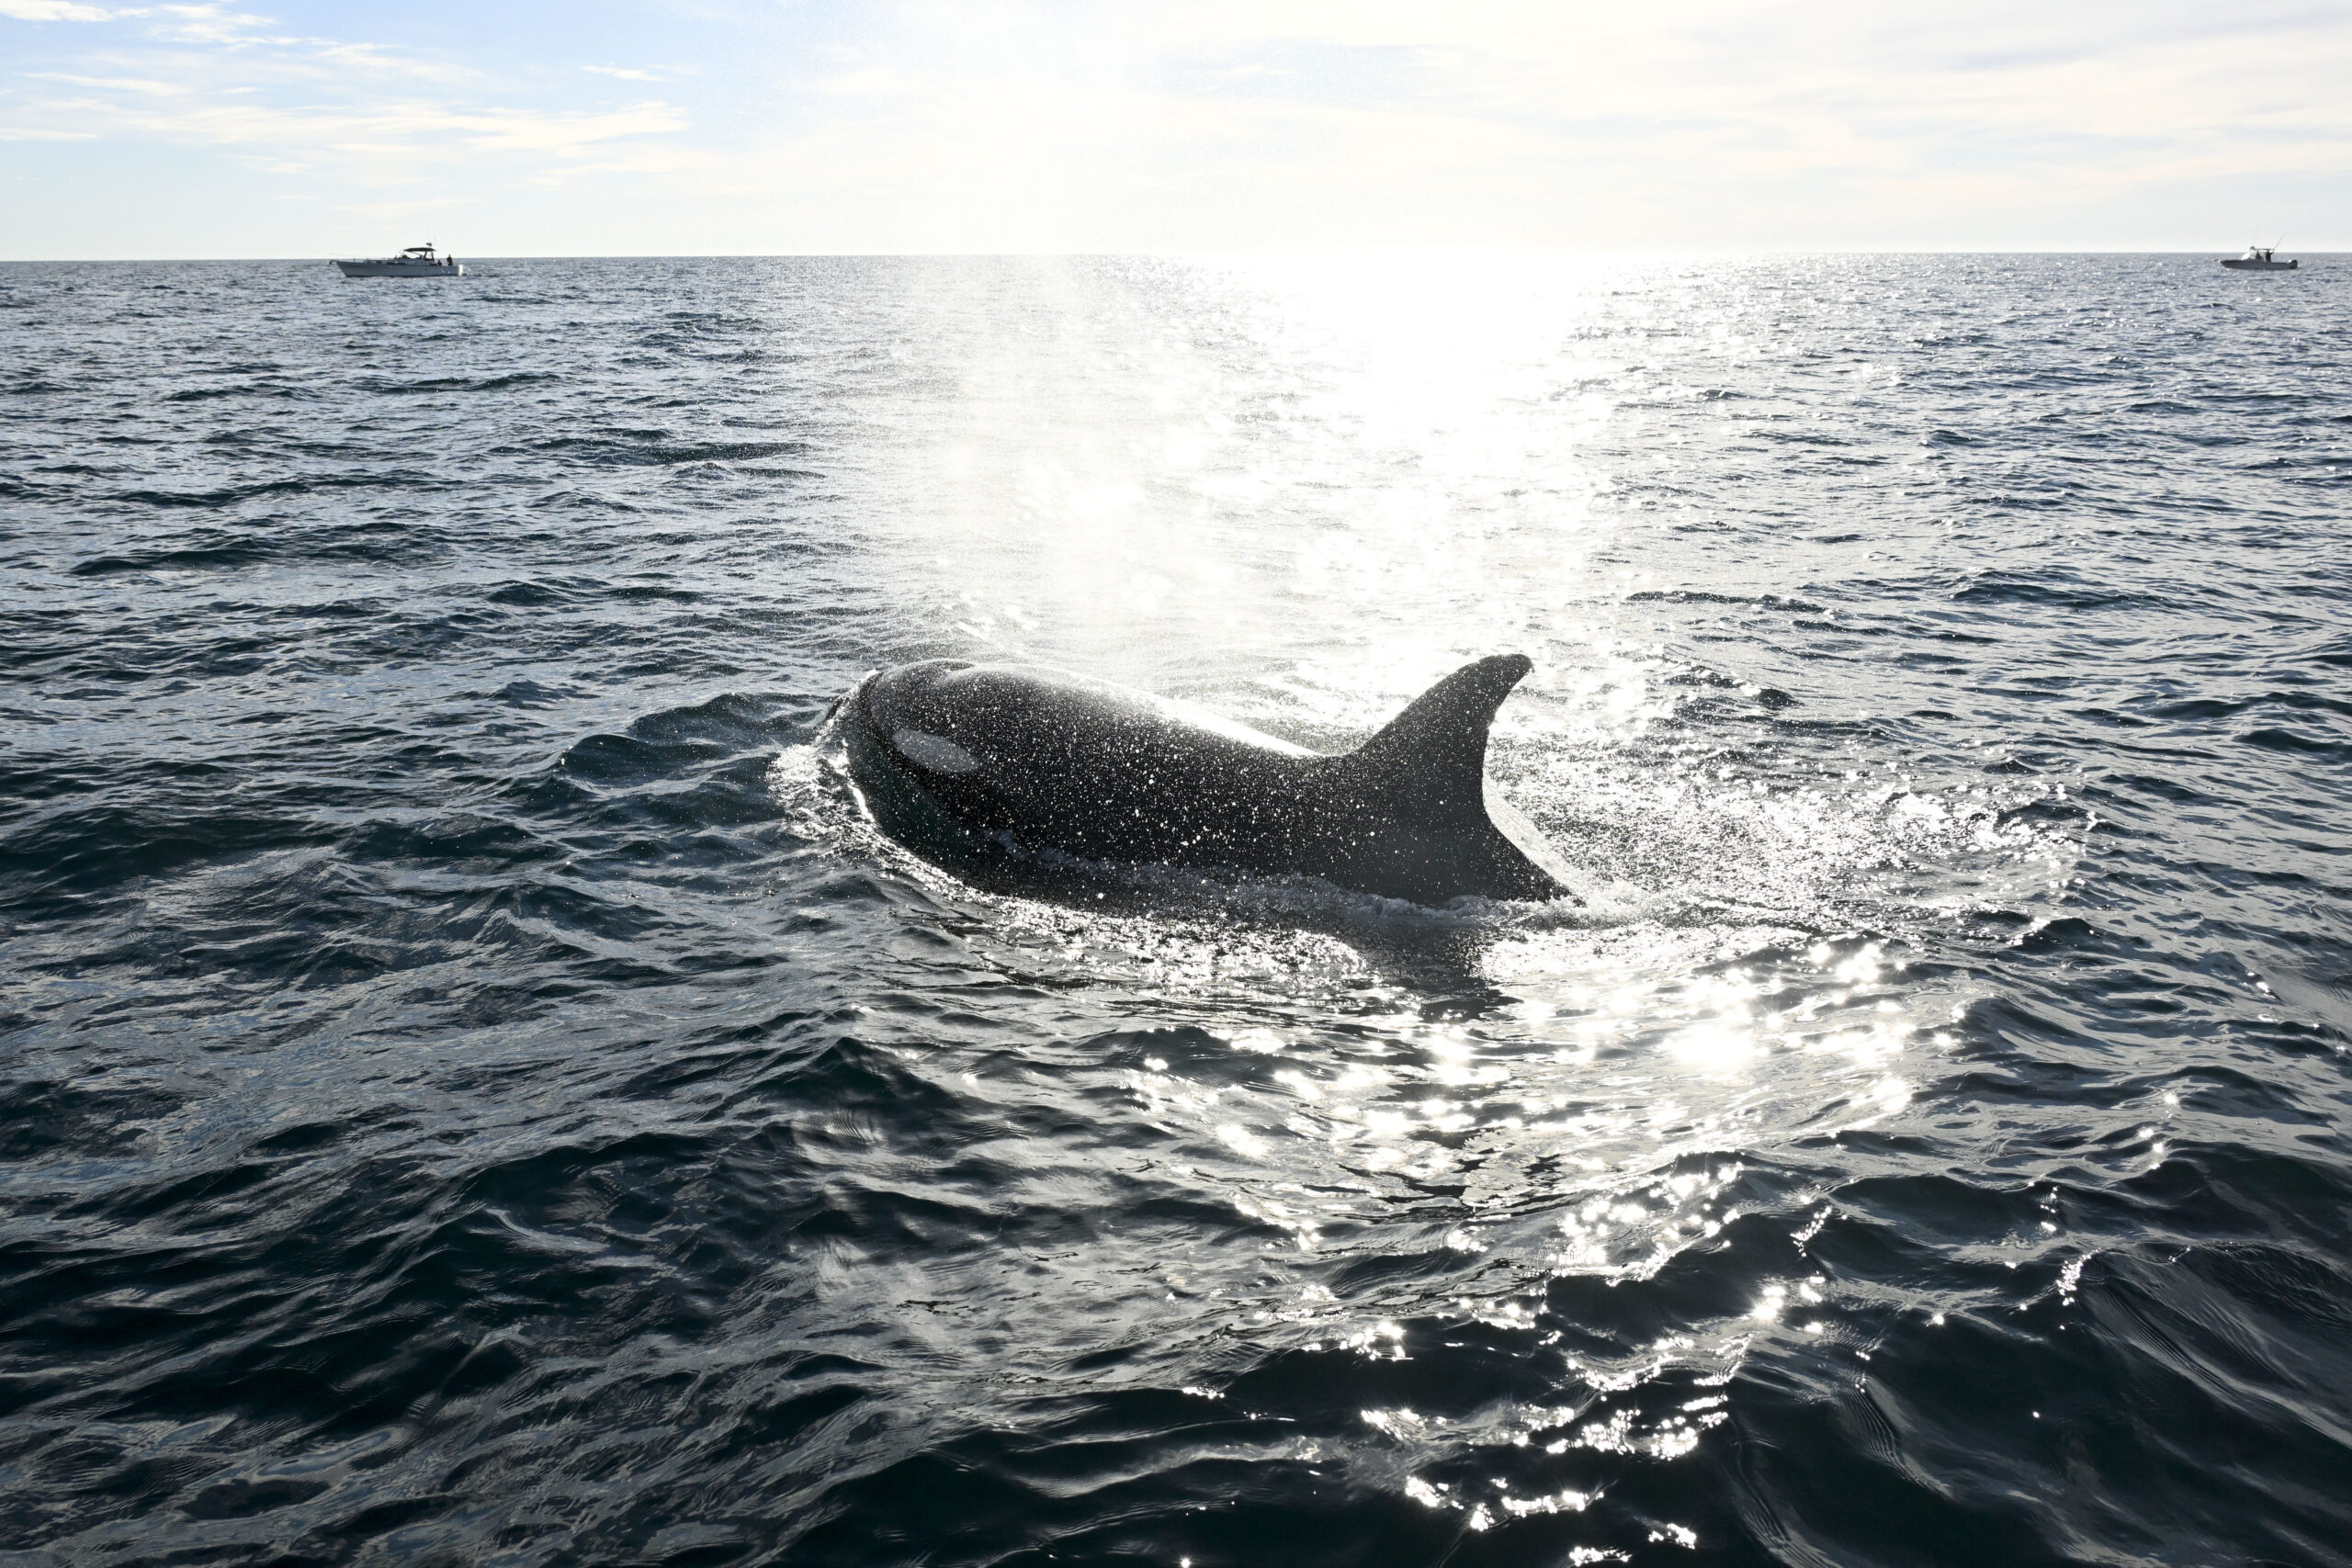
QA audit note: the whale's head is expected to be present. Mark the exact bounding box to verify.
[845,657,1172,868]
[846,656,1219,837]
[853,659,993,782]
[854,658,1167,778]
[838,660,1015,864]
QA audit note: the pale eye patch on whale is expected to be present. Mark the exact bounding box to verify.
[892,728,979,775]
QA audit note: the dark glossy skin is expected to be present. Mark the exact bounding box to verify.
[842,654,1574,907]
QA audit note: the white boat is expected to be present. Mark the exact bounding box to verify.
[333,243,465,278]
[2220,245,2297,272]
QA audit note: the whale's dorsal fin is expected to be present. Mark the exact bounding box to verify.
[1344,654,1532,809]
[1329,653,1569,901]
[1336,653,1571,901]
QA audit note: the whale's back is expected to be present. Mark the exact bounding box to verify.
[848,655,1573,905]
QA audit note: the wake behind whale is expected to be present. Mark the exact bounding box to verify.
[836,653,1579,908]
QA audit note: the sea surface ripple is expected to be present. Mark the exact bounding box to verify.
[3,254,2349,1567]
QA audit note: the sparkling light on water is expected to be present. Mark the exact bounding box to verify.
[767,254,2100,1542]
[7,254,2345,1567]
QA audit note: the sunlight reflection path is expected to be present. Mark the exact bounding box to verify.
[770,254,2090,1549]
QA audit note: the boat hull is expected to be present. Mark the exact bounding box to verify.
[2220,258,2297,270]
[333,260,465,278]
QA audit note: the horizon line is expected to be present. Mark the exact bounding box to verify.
[3,248,2340,265]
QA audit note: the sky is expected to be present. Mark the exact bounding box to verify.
[3,0,2347,257]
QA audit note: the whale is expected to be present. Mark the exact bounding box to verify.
[837,653,1577,907]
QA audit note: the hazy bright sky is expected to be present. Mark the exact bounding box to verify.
[4,0,2346,257]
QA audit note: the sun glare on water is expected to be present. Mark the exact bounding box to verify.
[769,252,2086,1541]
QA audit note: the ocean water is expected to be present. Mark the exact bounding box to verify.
[2,254,2347,1567]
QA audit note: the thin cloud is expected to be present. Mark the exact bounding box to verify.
[307,42,481,83]
[2,0,2346,254]
[0,3,686,191]
[144,5,275,45]
[17,90,686,162]
[0,0,112,18]
[445,101,687,152]
[25,70,181,91]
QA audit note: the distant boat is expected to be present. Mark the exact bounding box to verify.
[2220,245,2297,272]
[333,243,465,279]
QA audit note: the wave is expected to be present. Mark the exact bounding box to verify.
[4,253,2349,1568]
